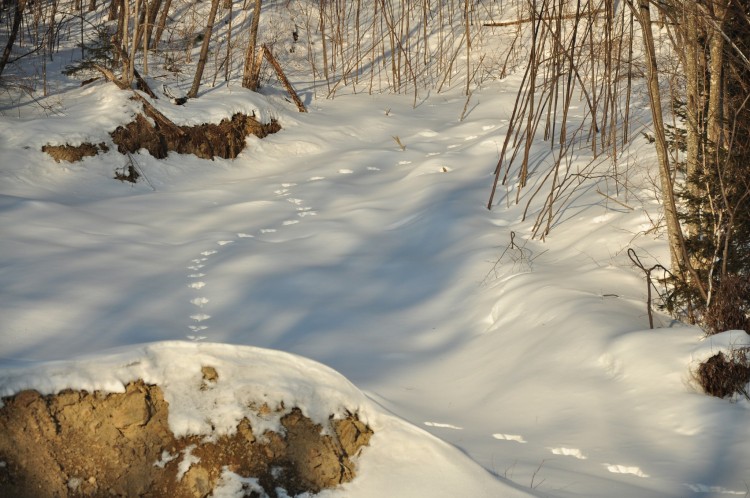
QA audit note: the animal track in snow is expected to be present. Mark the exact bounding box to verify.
[604,464,648,478]
[367,166,381,171]
[182,178,324,339]
[684,484,745,495]
[424,422,463,430]
[338,168,353,174]
[550,447,587,459]
[492,433,527,443]
[297,208,317,217]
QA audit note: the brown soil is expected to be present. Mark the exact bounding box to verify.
[42,104,281,163]
[0,377,372,498]
[110,112,281,161]
[42,142,109,163]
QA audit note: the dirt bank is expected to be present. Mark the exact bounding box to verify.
[0,375,371,497]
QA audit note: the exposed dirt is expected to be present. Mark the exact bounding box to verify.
[42,142,109,163]
[109,112,281,160]
[42,104,281,163]
[0,375,372,497]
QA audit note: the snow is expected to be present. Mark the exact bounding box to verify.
[2,6,750,497]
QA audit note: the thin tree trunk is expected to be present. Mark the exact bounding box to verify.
[187,0,221,98]
[684,0,702,237]
[144,0,161,48]
[152,0,171,48]
[0,0,28,78]
[706,0,728,152]
[242,0,262,89]
[632,0,707,300]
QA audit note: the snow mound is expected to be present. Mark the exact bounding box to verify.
[0,342,530,497]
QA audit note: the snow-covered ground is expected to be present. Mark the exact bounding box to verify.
[2,5,750,495]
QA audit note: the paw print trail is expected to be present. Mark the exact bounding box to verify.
[182,179,321,341]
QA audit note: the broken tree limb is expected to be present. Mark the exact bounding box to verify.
[131,92,185,137]
[91,64,131,90]
[262,44,306,113]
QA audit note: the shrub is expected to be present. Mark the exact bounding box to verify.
[704,275,750,335]
[697,348,750,399]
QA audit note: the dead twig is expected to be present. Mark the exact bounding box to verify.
[628,248,671,329]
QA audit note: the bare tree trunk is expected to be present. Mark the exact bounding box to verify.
[109,0,120,21]
[152,0,171,48]
[187,0,221,98]
[144,0,161,48]
[632,0,707,300]
[706,0,728,152]
[0,0,28,78]
[684,0,702,237]
[242,0,262,89]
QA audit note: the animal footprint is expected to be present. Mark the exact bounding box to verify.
[492,433,527,443]
[550,447,587,460]
[604,464,648,478]
[189,281,206,289]
[190,297,209,307]
[424,421,463,430]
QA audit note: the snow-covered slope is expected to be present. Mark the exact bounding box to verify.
[1,51,749,498]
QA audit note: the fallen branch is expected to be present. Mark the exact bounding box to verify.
[596,189,635,210]
[483,10,604,27]
[262,44,306,113]
[91,64,130,90]
[130,92,185,137]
